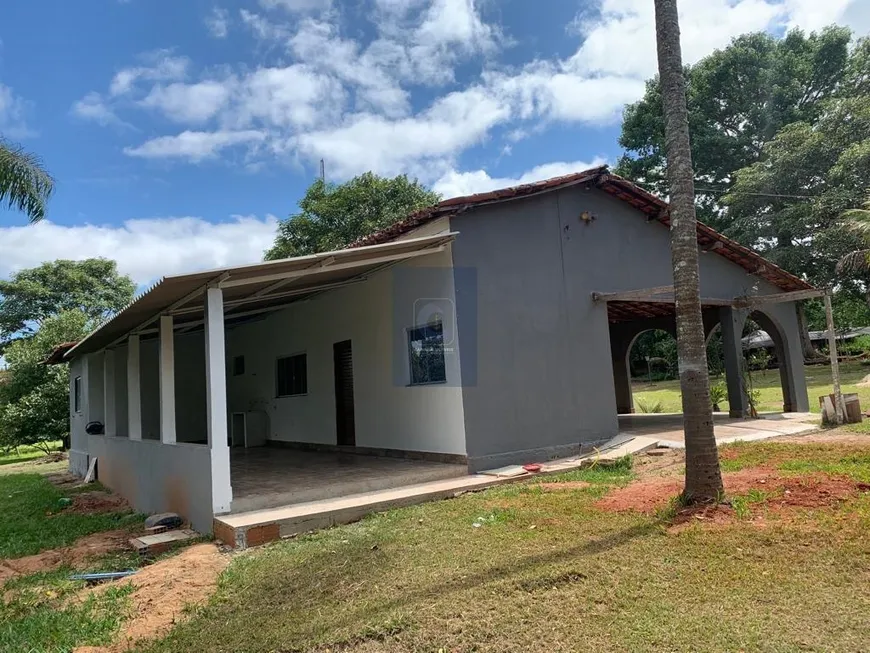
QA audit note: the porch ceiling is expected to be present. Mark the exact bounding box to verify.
[67,232,457,358]
[606,300,726,323]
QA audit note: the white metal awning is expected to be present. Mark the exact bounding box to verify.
[66,232,457,358]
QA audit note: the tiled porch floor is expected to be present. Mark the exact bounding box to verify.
[230,447,468,513]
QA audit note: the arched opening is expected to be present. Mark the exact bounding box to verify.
[623,326,731,415]
[625,329,678,413]
[742,309,798,413]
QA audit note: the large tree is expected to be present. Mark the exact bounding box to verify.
[0,138,54,223]
[725,95,870,300]
[654,0,723,502]
[0,310,91,453]
[617,27,857,232]
[0,258,135,351]
[266,172,440,260]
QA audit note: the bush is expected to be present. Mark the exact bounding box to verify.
[838,334,870,356]
[709,382,727,410]
[636,398,664,413]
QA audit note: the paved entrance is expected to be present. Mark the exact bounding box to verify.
[618,412,818,447]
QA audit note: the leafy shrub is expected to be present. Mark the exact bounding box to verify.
[709,382,727,409]
[636,398,664,413]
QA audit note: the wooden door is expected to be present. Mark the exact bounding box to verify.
[333,340,355,446]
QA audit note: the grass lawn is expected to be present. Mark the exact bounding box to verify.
[633,359,870,415]
[0,467,148,653]
[0,568,135,653]
[0,441,64,466]
[140,438,870,653]
[0,473,142,559]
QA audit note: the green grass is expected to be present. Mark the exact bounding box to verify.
[140,441,870,653]
[719,440,870,481]
[0,569,134,653]
[0,473,143,559]
[0,441,63,466]
[632,359,870,414]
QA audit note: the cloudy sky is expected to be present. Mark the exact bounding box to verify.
[0,0,868,286]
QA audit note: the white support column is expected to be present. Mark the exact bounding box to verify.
[104,350,116,436]
[127,334,142,441]
[205,286,232,514]
[159,315,177,444]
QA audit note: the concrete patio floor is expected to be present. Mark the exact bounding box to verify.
[617,412,819,447]
[229,447,468,513]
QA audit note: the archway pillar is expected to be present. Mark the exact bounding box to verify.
[610,327,635,414]
[609,316,677,415]
[719,306,750,418]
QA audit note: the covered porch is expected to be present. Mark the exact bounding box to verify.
[65,232,462,532]
[597,285,819,420]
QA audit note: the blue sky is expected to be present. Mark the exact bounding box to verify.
[0,0,867,286]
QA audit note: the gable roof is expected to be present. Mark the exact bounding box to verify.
[352,165,812,293]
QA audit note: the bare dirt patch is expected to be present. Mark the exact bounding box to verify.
[74,543,230,653]
[595,468,867,517]
[0,529,130,583]
[65,491,131,515]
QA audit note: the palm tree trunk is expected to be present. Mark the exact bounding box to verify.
[654,0,723,502]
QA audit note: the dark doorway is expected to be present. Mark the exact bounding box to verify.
[333,340,356,446]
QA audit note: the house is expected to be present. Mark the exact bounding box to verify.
[60,166,817,534]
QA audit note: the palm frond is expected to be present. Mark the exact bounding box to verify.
[836,249,870,275]
[0,139,54,223]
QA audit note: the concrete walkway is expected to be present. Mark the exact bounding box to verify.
[618,412,819,448]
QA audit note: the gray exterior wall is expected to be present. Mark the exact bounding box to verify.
[85,435,213,532]
[451,186,808,470]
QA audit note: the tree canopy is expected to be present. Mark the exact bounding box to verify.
[0,310,92,452]
[724,95,870,292]
[266,172,440,260]
[0,258,135,350]
[616,27,861,231]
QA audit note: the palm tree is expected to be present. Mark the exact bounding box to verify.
[836,194,870,276]
[0,138,54,223]
[654,0,724,502]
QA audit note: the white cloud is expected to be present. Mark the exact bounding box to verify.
[205,7,230,38]
[140,81,233,123]
[71,91,128,127]
[294,85,510,178]
[124,130,266,162]
[76,0,870,182]
[240,9,293,41]
[0,215,279,285]
[229,65,346,130]
[0,83,33,139]
[433,157,608,199]
[289,19,410,116]
[109,50,190,97]
[258,0,331,12]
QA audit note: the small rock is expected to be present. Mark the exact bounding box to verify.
[370,544,379,551]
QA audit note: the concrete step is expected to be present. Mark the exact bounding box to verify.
[214,474,509,549]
